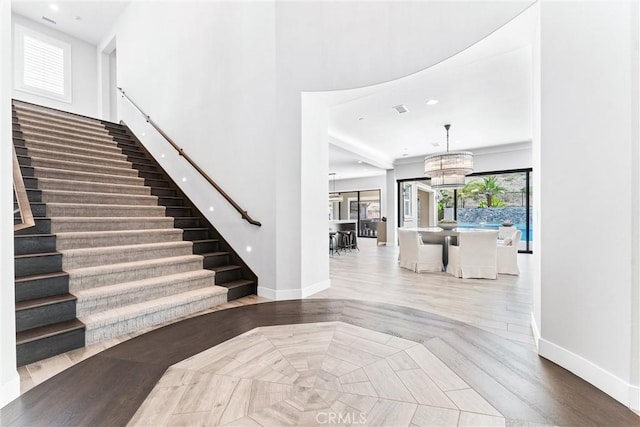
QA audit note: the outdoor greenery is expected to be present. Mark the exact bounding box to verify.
[459,175,507,208]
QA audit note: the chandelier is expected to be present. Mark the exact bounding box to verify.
[424,124,473,189]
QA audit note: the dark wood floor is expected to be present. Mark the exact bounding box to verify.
[2,299,638,426]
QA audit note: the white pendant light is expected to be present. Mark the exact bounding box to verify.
[424,124,473,189]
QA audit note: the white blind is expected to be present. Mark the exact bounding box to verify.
[22,35,65,96]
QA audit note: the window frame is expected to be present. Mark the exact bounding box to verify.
[14,24,72,103]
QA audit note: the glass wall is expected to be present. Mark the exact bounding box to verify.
[456,169,533,252]
[397,169,533,252]
[328,189,381,238]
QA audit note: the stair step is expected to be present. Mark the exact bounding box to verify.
[15,111,108,133]
[46,202,165,217]
[16,319,85,366]
[15,252,62,277]
[27,147,132,169]
[36,177,150,196]
[202,251,231,268]
[15,294,77,332]
[33,166,145,186]
[24,138,126,159]
[157,196,184,207]
[76,269,216,317]
[67,254,205,291]
[41,189,158,206]
[150,187,178,197]
[14,218,51,235]
[14,234,56,256]
[143,177,170,188]
[15,103,102,126]
[211,265,243,285]
[173,217,201,228]
[17,119,110,139]
[166,206,192,217]
[61,241,194,269]
[56,228,183,250]
[221,279,256,301]
[50,216,174,233]
[28,156,138,177]
[183,228,209,240]
[192,239,219,253]
[20,128,114,146]
[82,286,226,345]
[15,272,69,302]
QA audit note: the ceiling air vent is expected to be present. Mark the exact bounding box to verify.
[392,104,409,114]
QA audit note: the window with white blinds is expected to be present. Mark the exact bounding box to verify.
[14,25,72,103]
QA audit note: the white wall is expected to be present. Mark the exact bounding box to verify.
[538,0,639,410]
[102,0,532,299]
[11,13,98,118]
[1,1,19,409]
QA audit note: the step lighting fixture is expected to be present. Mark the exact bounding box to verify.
[424,124,473,189]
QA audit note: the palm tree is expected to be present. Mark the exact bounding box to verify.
[467,176,506,208]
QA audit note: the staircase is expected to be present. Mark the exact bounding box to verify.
[12,100,256,366]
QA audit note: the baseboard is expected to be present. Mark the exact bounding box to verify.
[1,370,20,408]
[257,279,330,301]
[302,279,330,298]
[530,312,540,352]
[539,338,638,410]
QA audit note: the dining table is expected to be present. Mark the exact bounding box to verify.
[403,227,499,266]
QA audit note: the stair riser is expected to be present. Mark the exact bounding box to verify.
[15,235,56,256]
[183,229,209,240]
[36,179,151,196]
[16,300,76,332]
[46,204,165,217]
[20,126,113,143]
[15,254,62,277]
[16,328,84,367]
[150,187,178,197]
[50,218,174,233]
[214,269,242,285]
[33,168,145,187]
[77,275,215,317]
[14,218,51,235]
[17,121,111,139]
[16,114,108,133]
[24,140,126,159]
[15,105,102,127]
[28,150,132,169]
[14,202,46,217]
[62,243,193,270]
[25,189,41,203]
[143,178,170,188]
[69,258,205,291]
[227,283,257,301]
[30,158,138,177]
[174,218,201,228]
[158,197,184,207]
[41,191,158,207]
[21,130,115,147]
[130,163,157,173]
[16,274,69,302]
[166,207,192,217]
[56,230,183,250]
[193,241,219,253]
[203,254,230,269]
[83,293,227,345]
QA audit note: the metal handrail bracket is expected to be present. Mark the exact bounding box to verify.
[118,87,261,227]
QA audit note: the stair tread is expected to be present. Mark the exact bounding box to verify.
[14,251,59,260]
[23,138,123,155]
[211,264,242,272]
[201,251,230,257]
[16,319,85,345]
[60,240,192,256]
[16,294,77,311]
[27,149,132,167]
[57,227,180,237]
[81,286,227,326]
[15,271,68,283]
[32,166,145,183]
[220,279,255,289]
[66,254,204,276]
[75,269,215,298]
[41,189,158,201]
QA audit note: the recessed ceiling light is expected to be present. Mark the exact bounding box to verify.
[357,160,363,164]
[402,153,409,157]
[49,4,59,11]
[426,99,439,105]
[392,104,409,114]
[74,16,81,21]
[358,117,365,121]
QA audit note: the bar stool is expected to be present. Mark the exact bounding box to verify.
[329,232,341,255]
[343,231,359,252]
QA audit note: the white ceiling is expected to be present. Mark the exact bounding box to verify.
[328,5,536,181]
[11,1,130,45]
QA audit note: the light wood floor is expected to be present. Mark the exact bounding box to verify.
[315,238,534,346]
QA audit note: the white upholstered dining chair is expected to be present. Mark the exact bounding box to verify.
[497,229,521,275]
[447,230,498,279]
[397,228,443,273]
